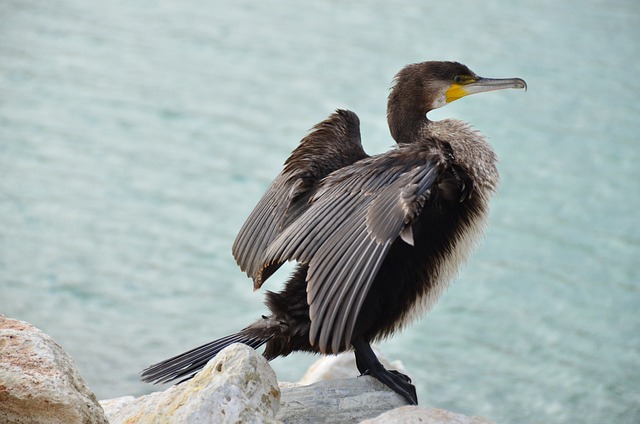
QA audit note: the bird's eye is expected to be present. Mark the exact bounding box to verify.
[453,75,464,84]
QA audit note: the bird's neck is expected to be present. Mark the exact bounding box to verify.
[386,97,430,145]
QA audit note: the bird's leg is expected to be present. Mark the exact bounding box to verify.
[352,337,418,405]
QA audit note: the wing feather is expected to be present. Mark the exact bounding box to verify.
[306,200,366,305]
[341,242,390,349]
[232,110,366,281]
[233,180,289,278]
[312,222,367,348]
[328,241,387,352]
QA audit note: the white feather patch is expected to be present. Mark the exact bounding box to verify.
[400,225,414,246]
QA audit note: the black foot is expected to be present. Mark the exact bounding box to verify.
[361,367,418,405]
[389,369,412,383]
[353,338,418,405]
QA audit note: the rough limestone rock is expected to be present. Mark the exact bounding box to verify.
[360,405,495,424]
[278,375,409,423]
[298,347,409,385]
[0,315,495,424]
[0,315,108,424]
[101,345,495,424]
[101,343,280,424]
[0,315,494,424]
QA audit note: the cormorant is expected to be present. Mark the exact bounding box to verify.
[141,61,526,405]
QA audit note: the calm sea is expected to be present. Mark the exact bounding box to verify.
[1,0,638,422]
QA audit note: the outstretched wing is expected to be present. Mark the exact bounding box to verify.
[232,110,367,283]
[258,146,448,353]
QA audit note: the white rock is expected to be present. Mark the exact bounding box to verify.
[360,405,495,424]
[98,396,136,418]
[101,343,281,424]
[0,315,108,424]
[298,346,409,385]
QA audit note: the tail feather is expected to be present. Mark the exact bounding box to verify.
[141,330,270,385]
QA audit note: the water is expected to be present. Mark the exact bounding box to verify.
[1,0,638,422]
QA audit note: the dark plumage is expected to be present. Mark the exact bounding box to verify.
[141,61,526,405]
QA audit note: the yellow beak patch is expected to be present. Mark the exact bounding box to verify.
[445,83,469,103]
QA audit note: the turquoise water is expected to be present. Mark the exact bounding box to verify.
[1,0,639,422]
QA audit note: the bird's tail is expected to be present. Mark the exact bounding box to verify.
[141,326,271,385]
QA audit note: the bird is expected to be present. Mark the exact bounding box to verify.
[141,61,526,405]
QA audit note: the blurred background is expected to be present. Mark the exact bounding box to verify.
[1,0,638,422]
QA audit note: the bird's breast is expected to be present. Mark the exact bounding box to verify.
[406,192,492,325]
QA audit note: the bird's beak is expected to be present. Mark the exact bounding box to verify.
[446,76,527,103]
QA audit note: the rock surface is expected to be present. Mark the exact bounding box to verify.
[101,343,280,424]
[277,375,408,423]
[361,405,495,424]
[0,315,108,424]
[102,345,493,424]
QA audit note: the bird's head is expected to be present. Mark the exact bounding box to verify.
[391,61,526,112]
[387,61,526,143]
